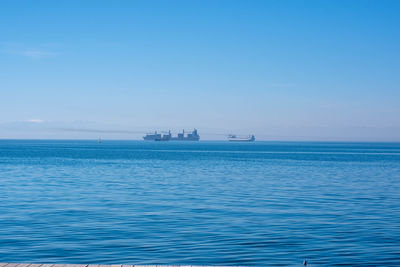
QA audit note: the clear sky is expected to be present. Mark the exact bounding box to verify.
[1,0,399,141]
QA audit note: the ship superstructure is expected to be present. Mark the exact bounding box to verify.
[143,129,200,141]
[143,131,162,141]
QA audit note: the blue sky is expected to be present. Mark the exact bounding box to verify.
[1,0,399,140]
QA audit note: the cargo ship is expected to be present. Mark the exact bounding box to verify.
[143,129,200,141]
[228,134,255,142]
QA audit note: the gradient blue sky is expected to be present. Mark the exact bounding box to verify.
[1,0,399,140]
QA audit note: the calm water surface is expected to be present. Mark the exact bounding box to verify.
[0,140,399,266]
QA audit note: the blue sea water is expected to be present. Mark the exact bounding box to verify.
[0,140,399,266]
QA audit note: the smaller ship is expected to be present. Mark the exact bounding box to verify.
[228,134,255,142]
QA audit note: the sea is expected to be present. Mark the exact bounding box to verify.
[0,140,399,266]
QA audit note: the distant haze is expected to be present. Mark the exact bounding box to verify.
[1,0,399,141]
